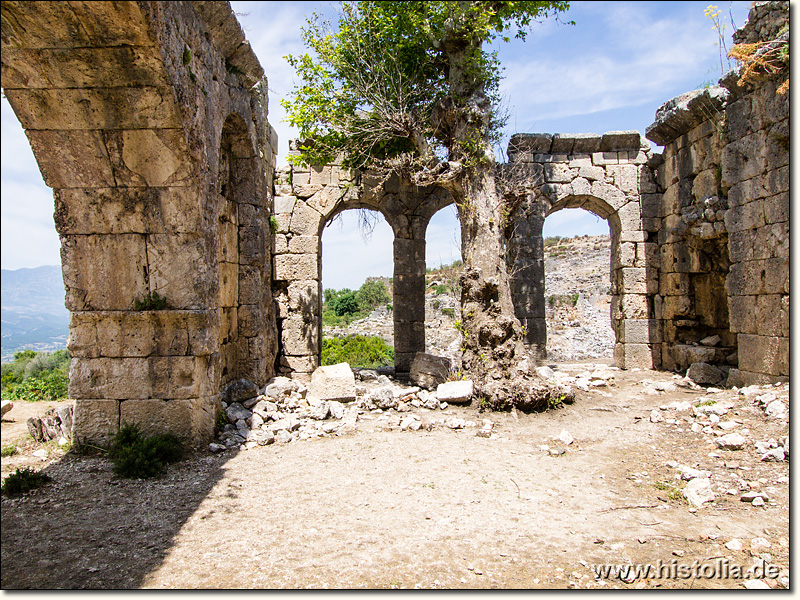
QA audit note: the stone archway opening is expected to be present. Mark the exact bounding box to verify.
[319,208,395,370]
[541,207,613,363]
[423,204,463,365]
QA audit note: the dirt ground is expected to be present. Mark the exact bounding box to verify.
[0,364,789,589]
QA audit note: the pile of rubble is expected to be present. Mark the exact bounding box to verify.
[211,357,484,452]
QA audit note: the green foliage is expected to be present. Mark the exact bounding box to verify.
[548,394,565,410]
[322,279,392,325]
[434,284,450,295]
[1,444,17,457]
[108,423,185,479]
[283,1,571,171]
[269,214,279,233]
[330,290,360,316]
[1,467,51,497]
[547,293,579,308]
[356,279,391,309]
[441,307,455,318]
[321,335,394,369]
[432,299,441,309]
[134,291,167,311]
[2,349,71,401]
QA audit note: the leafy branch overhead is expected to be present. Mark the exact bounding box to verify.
[282,1,571,181]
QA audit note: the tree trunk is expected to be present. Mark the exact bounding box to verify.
[456,163,564,411]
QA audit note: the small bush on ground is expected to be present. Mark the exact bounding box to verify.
[322,335,394,369]
[1,444,18,457]
[108,423,185,479]
[1,467,51,497]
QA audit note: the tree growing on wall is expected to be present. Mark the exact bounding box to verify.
[284,1,572,409]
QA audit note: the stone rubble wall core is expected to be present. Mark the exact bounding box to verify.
[0,0,788,444]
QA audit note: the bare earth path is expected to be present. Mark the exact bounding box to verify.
[0,365,789,589]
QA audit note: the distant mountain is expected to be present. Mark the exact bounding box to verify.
[1,265,70,362]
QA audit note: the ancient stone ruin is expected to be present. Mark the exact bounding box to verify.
[0,1,788,446]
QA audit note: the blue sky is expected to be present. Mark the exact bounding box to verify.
[1,1,753,290]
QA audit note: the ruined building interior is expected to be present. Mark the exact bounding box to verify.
[0,1,788,445]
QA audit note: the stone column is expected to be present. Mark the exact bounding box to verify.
[393,235,426,373]
[508,210,547,359]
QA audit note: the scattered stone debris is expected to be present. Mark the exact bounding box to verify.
[26,405,73,443]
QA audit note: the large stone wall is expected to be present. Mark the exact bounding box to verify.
[1,1,278,445]
[645,1,789,386]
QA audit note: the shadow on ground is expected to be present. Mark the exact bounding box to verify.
[0,444,238,589]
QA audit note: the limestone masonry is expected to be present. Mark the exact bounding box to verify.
[0,1,788,445]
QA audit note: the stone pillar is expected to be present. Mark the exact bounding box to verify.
[393,235,426,373]
[508,212,547,359]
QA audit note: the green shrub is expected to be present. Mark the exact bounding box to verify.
[108,423,185,479]
[1,444,17,457]
[434,284,450,295]
[134,291,167,311]
[432,300,441,309]
[321,335,394,369]
[6,371,69,402]
[356,279,391,311]
[1,467,51,497]
[441,307,455,318]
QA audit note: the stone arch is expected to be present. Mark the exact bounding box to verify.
[504,131,660,369]
[273,158,456,377]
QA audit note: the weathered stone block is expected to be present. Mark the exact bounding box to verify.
[147,233,216,310]
[1,46,169,89]
[600,131,641,152]
[410,352,452,390]
[7,86,180,131]
[26,129,115,188]
[543,162,573,183]
[68,310,216,358]
[69,356,214,400]
[614,343,653,370]
[72,399,120,444]
[53,187,203,235]
[620,268,647,294]
[619,319,661,344]
[287,235,319,254]
[308,363,355,402]
[274,195,297,214]
[274,253,319,281]
[119,398,195,440]
[287,280,320,314]
[578,165,605,181]
[618,293,650,319]
[104,129,192,187]
[239,226,267,266]
[436,380,474,404]
[688,362,723,385]
[281,315,320,355]
[738,334,783,377]
[61,234,148,311]
[237,304,263,338]
[724,200,765,233]
[219,261,238,307]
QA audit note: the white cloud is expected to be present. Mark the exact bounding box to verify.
[501,4,721,125]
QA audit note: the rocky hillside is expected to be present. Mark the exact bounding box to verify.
[324,234,614,364]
